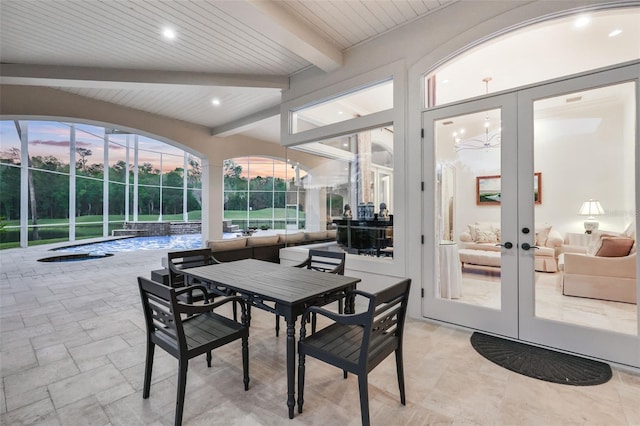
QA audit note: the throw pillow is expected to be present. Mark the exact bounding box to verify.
[623,222,636,239]
[587,230,623,256]
[459,231,472,242]
[594,236,635,257]
[475,229,498,244]
[534,224,552,246]
[468,223,497,242]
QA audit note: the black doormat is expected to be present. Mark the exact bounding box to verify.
[470,332,612,386]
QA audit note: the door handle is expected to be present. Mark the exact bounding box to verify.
[496,242,513,249]
[521,243,539,250]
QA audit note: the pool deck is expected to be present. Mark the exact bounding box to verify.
[1,243,639,425]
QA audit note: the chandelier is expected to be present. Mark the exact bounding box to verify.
[453,77,501,152]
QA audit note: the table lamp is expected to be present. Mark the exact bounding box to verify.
[578,199,605,234]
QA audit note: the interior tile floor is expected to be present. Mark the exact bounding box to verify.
[458,266,637,336]
[1,244,639,425]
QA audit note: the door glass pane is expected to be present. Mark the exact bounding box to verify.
[434,108,502,309]
[533,82,637,335]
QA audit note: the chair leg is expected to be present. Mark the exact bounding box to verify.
[143,341,155,399]
[395,348,406,405]
[242,336,250,391]
[275,315,280,337]
[175,360,188,426]
[297,351,306,413]
[206,351,212,368]
[311,313,317,334]
[338,298,343,314]
[358,374,370,426]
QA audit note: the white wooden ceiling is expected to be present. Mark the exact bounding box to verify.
[0,0,453,136]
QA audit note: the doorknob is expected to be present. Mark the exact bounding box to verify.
[496,242,513,249]
[521,242,539,250]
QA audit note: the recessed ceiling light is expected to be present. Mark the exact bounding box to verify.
[608,29,622,37]
[574,16,591,28]
[162,28,176,39]
[338,111,343,115]
[442,79,449,84]
[211,98,221,106]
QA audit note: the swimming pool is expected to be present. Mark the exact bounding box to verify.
[54,234,202,253]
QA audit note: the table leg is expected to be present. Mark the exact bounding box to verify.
[286,317,296,419]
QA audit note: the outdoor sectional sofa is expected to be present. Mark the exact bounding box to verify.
[151,230,337,285]
[206,230,337,263]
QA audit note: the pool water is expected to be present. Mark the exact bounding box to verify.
[54,234,202,253]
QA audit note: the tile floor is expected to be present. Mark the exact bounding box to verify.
[1,244,639,425]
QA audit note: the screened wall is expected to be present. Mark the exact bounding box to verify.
[0,120,202,248]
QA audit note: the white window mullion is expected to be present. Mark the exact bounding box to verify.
[183,153,188,222]
[133,136,139,222]
[19,121,28,248]
[103,133,109,236]
[125,136,130,221]
[69,124,76,241]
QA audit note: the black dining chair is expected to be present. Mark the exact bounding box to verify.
[167,248,220,289]
[167,248,237,318]
[297,278,411,426]
[275,249,347,336]
[137,277,249,426]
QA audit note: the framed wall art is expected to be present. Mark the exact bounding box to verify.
[476,172,541,205]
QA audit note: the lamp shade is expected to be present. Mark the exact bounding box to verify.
[578,199,605,216]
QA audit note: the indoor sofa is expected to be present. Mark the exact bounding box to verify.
[457,222,563,272]
[562,225,636,304]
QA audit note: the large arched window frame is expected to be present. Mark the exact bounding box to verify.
[0,120,203,248]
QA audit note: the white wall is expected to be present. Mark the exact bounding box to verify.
[449,94,634,241]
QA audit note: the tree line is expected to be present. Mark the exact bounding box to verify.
[0,147,202,227]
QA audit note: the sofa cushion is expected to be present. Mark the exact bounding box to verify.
[246,235,280,247]
[305,230,328,241]
[327,229,337,239]
[594,236,635,257]
[278,232,305,244]
[208,237,247,251]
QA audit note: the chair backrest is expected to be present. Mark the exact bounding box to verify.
[167,248,218,287]
[360,278,411,369]
[302,249,346,275]
[138,276,187,357]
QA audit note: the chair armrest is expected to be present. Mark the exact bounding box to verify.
[304,305,369,326]
[294,258,310,268]
[177,295,246,316]
[304,289,374,326]
[175,285,211,300]
[564,253,636,279]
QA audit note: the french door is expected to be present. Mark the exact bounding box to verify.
[422,63,639,368]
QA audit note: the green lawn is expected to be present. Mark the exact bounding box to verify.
[0,211,203,249]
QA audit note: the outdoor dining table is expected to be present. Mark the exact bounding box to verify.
[180,258,361,419]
